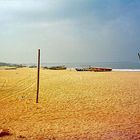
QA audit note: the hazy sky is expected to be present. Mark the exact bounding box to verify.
[0,0,140,64]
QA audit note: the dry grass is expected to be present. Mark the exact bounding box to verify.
[0,68,140,140]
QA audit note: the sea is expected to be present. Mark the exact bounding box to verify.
[39,62,140,71]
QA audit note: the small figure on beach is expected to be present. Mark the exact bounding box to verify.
[138,53,140,60]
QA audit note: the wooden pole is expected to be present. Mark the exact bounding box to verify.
[36,49,40,103]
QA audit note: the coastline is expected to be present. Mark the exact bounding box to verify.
[1,66,140,72]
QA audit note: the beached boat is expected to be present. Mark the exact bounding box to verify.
[75,68,92,71]
[76,68,88,71]
[90,67,112,72]
[48,66,67,70]
[76,67,112,72]
[29,66,37,68]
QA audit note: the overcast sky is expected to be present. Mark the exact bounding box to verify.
[0,0,140,64]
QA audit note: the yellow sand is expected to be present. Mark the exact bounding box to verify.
[0,68,140,140]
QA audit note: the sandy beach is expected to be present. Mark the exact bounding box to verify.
[0,68,140,140]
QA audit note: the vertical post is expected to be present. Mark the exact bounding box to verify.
[36,49,40,103]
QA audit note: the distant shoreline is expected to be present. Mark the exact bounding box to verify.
[0,66,140,72]
[0,62,140,70]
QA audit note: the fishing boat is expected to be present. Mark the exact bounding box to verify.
[75,68,90,71]
[76,67,112,72]
[48,66,67,70]
[90,67,112,72]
